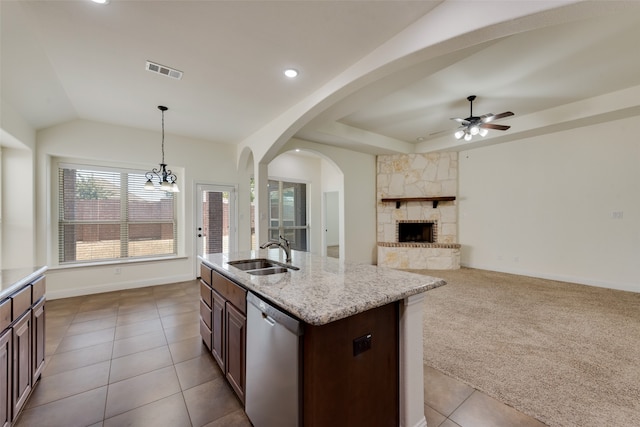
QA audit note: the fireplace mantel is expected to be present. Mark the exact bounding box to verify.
[380,196,456,209]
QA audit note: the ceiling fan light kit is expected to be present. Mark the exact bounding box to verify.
[452,95,513,141]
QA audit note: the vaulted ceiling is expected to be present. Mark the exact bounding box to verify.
[3,1,640,156]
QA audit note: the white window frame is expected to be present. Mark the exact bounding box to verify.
[267,178,309,251]
[52,158,182,267]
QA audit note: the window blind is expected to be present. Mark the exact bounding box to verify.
[58,165,177,264]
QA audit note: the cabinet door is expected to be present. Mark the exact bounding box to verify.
[225,302,246,404]
[32,299,46,381]
[0,329,11,427]
[211,290,226,371]
[12,313,31,418]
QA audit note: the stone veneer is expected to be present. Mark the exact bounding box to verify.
[377,153,460,269]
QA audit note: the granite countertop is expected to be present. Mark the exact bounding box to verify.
[199,250,445,325]
[0,266,48,300]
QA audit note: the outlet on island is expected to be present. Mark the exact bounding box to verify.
[353,333,372,356]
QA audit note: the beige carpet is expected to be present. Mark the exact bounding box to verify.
[415,267,640,427]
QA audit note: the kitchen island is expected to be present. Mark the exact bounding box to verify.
[0,266,47,426]
[199,249,445,427]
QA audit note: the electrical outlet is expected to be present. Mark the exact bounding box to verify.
[353,333,372,356]
[115,267,121,275]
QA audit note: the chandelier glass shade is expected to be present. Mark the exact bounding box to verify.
[145,105,179,193]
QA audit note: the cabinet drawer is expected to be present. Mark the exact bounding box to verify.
[211,270,247,314]
[32,276,46,303]
[11,286,32,321]
[0,299,10,331]
[200,280,212,308]
[200,300,212,329]
[199,318,212,351]
[200,263,213,287]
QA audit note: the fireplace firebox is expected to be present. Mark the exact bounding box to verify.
[397,221,436,243]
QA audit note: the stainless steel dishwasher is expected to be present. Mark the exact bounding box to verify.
[245,292,303,427]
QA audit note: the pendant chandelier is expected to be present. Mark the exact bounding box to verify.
[145,105,179,192]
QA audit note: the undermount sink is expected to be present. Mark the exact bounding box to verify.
[228,259,277,271]
[228,258,299,275]
[245,267,289,276]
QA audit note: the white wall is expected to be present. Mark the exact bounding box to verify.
[285,138,376,264]
[1,148,35,268]
[459,115,640,292]
[36,119,239,298]
[0,101,37,269]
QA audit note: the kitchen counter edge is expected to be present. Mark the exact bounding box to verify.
[0,266,48,300]
[199,251,445,325]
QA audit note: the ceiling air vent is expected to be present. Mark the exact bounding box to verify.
[145,61,183,80]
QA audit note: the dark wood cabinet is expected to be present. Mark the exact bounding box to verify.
[31,299,45,381]
[12,313,30,418]
[0,329,11,427]
[0,273,46,426]
[199,265,213,352]
[199,264,247,404]
[303,301,399,426]
[211,289,226,371]
[225,302,246,403]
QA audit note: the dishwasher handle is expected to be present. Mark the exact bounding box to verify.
[247,292,303,336]
[262,312,276,326]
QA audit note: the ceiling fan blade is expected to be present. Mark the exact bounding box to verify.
[480,123,510,131]
[484,111,514,122]
[451,117,469,125]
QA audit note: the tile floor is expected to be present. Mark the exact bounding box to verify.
[15,279,546,427]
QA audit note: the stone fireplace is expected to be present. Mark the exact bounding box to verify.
[377,153,460,270]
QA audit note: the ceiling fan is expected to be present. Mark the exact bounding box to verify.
[451,95,513,141]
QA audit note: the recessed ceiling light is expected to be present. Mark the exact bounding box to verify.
[284,69,299,78]
[91,0,110,4]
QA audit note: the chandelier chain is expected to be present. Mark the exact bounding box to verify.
[160,107,165,164]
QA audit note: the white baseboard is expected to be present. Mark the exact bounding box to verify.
[47,274,195,300]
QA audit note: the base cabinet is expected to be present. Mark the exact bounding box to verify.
[0,274,46,426]
[211,290,225,371]
[0,330,11,427]
[12,314,30,418]
[225,302,246,403]
[199,264,247,404]
[31,299,45,381]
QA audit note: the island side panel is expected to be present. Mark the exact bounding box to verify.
[399,293,427,427]
[303,301,399,426]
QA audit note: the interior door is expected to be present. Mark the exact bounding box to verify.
[324,191,339,258]
[196,184,236,262]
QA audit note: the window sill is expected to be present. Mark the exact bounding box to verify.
[49,255,188,271]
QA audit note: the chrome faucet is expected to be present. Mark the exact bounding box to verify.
[260,235,291,263]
